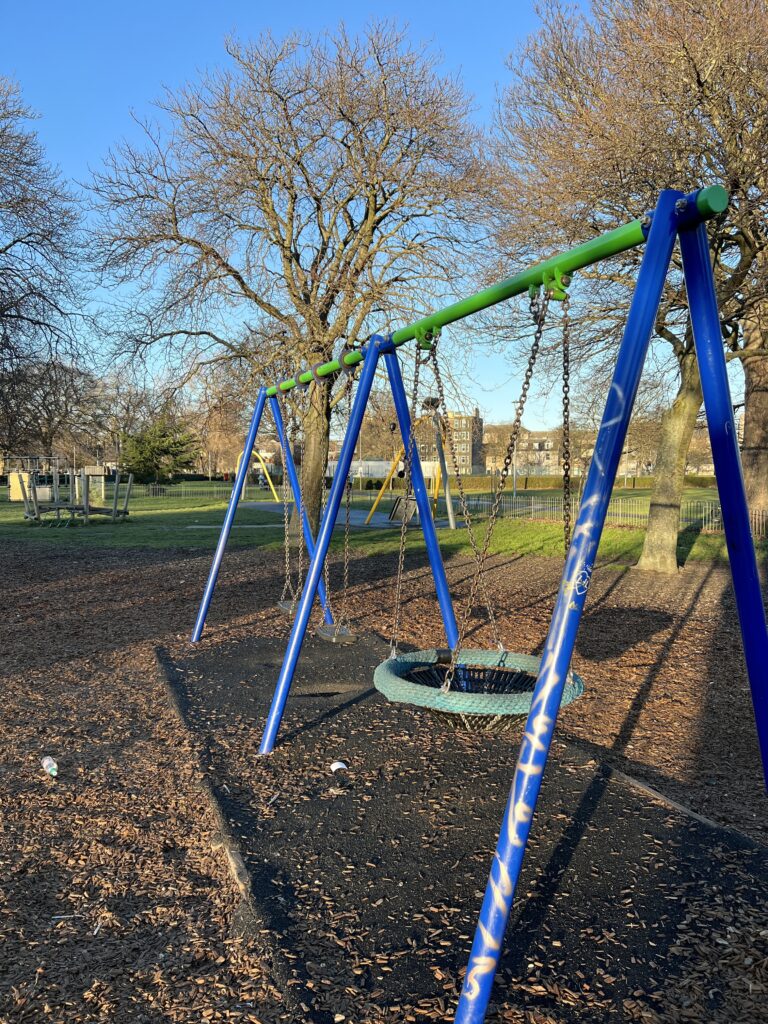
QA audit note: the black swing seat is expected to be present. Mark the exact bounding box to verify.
[316,622,357,645]
[278,601,357,645]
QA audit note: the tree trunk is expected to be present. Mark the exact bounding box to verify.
[298,381,332,536]
[636,350,702,573]
[740,316,768,513]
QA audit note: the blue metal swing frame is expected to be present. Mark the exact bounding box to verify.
[191,389,334,643]
[191,188,768,1024]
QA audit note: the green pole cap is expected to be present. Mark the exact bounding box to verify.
[696,185,729,219]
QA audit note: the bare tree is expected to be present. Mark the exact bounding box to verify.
[187,361,261,478]
[90,23,483,527]
[0,351,37,453]
[0,79,83,458]
[353,388,400,462]
[24,361,91,455]
[0,80,81,367]
[494,0,768,571]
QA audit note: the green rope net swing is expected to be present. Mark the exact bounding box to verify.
[374,649,585,733]
[374,287,585,733]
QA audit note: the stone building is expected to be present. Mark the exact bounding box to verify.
[415,407,484,475]
[484,426,562,476]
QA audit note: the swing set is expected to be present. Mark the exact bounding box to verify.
[191,186,768,1024]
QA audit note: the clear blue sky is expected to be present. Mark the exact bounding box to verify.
[1,1,591,425]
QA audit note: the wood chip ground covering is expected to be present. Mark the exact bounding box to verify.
[2,539,767,1023]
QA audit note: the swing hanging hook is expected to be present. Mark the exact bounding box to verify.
[414,324,440,351]
[541,266,572,302]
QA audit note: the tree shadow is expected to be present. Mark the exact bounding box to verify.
[676,520,704,565]
[499,560,720,977]
[279,687,378,745]
[691,557,768,840]
[576,606,673,661]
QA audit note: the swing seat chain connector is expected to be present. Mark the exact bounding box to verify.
[415,324,440,351]
[530,266,572,304]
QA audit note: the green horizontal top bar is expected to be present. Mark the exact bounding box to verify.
[265,185,727,397]
[696,183,728,218]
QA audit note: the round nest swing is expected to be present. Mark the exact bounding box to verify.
[374,649,584,733]
[376,292,585,733]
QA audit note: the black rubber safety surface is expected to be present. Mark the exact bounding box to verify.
[158,632,768,1023]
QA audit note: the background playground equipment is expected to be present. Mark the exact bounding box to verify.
[6,454,64,503]
[192,186,768,1024]
[365,406,458,528]
[12,462,134,527]
[234,447,279,502]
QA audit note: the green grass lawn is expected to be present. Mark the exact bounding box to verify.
[0,497,285,551]
[2,488,758,568]
[363,517,755,567]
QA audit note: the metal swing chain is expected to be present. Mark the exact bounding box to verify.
[321,370,355,630]
[441,290,550,693]
[320,451,334,619]
[315,376,347,624]
[277,393,296,606]
[561,292,572,556]
[296,389,308,592]
[336,376,355,634]
[390,344,427,657]
[428,342,503,650]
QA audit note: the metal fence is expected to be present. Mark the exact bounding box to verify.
[108,483,278,501]
[462,493,768,540]
[132,483,249,500]
[3,481,767,540]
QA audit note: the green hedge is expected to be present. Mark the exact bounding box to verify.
[381,473,716,493]
[685,474,717,488]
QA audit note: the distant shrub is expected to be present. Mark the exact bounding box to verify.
[685,474,717,488]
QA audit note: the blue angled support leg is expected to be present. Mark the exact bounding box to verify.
[453,189,683,1024]
[259,337,383,754]
[679,221,768,788]
[191,386,267,642]
[384,349,459,649]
